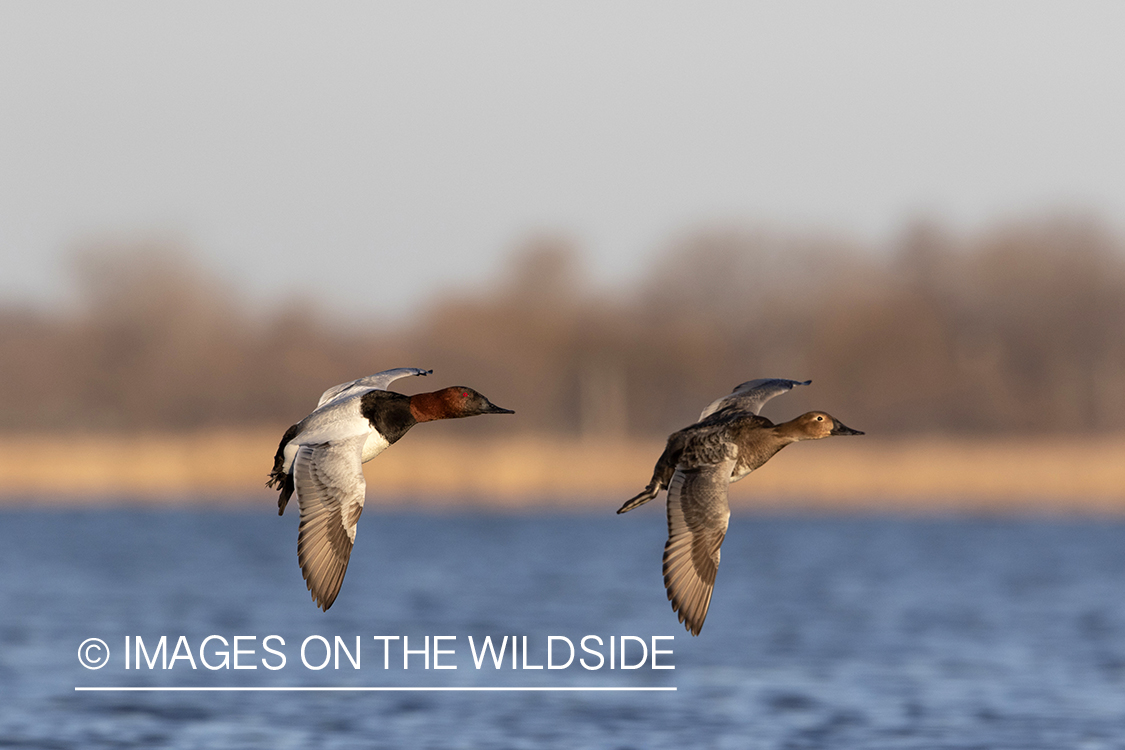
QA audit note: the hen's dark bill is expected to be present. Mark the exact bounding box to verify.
[830,421,864,436]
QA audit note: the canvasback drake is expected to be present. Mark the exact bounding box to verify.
[617,378,863,635]
[267,367,513,610]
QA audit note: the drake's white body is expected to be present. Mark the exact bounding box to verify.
[278,368,431,476]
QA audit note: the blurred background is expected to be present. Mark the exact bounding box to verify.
[1,2,1124,507]
[6,5,1125,749]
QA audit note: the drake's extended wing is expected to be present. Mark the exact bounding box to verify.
[317,368,432,408]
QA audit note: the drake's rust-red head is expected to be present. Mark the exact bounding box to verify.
[409,387,514,422]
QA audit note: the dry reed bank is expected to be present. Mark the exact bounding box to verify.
[2,431,1123,513]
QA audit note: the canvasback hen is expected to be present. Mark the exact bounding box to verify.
[617,378,863,635]
[267,367,513,610]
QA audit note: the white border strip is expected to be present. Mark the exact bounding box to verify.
[76,686,676,692]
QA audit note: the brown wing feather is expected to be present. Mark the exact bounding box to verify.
[662,456,735,635]
[294,438,367,610]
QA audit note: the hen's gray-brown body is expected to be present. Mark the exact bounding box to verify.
[618,379,863,635]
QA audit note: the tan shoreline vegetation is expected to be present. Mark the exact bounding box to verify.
[2,430,1124,513]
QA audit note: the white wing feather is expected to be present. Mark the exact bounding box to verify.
[316,367,432,408]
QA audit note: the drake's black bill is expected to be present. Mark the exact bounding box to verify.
[484,403,515,414]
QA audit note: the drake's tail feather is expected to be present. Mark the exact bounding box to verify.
[617,483,661,514]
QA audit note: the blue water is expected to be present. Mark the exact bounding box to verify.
[3,506,1125,748]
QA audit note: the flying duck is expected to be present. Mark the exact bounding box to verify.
[618,378,863,635]
[268,368,513,610]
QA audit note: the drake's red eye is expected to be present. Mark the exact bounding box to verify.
[462,392,469,398]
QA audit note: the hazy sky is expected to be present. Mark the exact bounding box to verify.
[2,2,1124,318]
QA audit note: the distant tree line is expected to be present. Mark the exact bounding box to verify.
[1,215,1123,436]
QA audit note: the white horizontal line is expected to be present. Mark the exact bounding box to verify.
[75,686,676,692]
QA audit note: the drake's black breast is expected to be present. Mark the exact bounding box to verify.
[271,422,301,476]
[360,391,417,445]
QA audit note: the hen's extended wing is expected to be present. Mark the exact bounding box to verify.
[698,378,810,420]
[662,454,737,636]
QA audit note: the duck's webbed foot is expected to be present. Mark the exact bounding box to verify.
[617,481,661,514]
[269,471,295,516]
